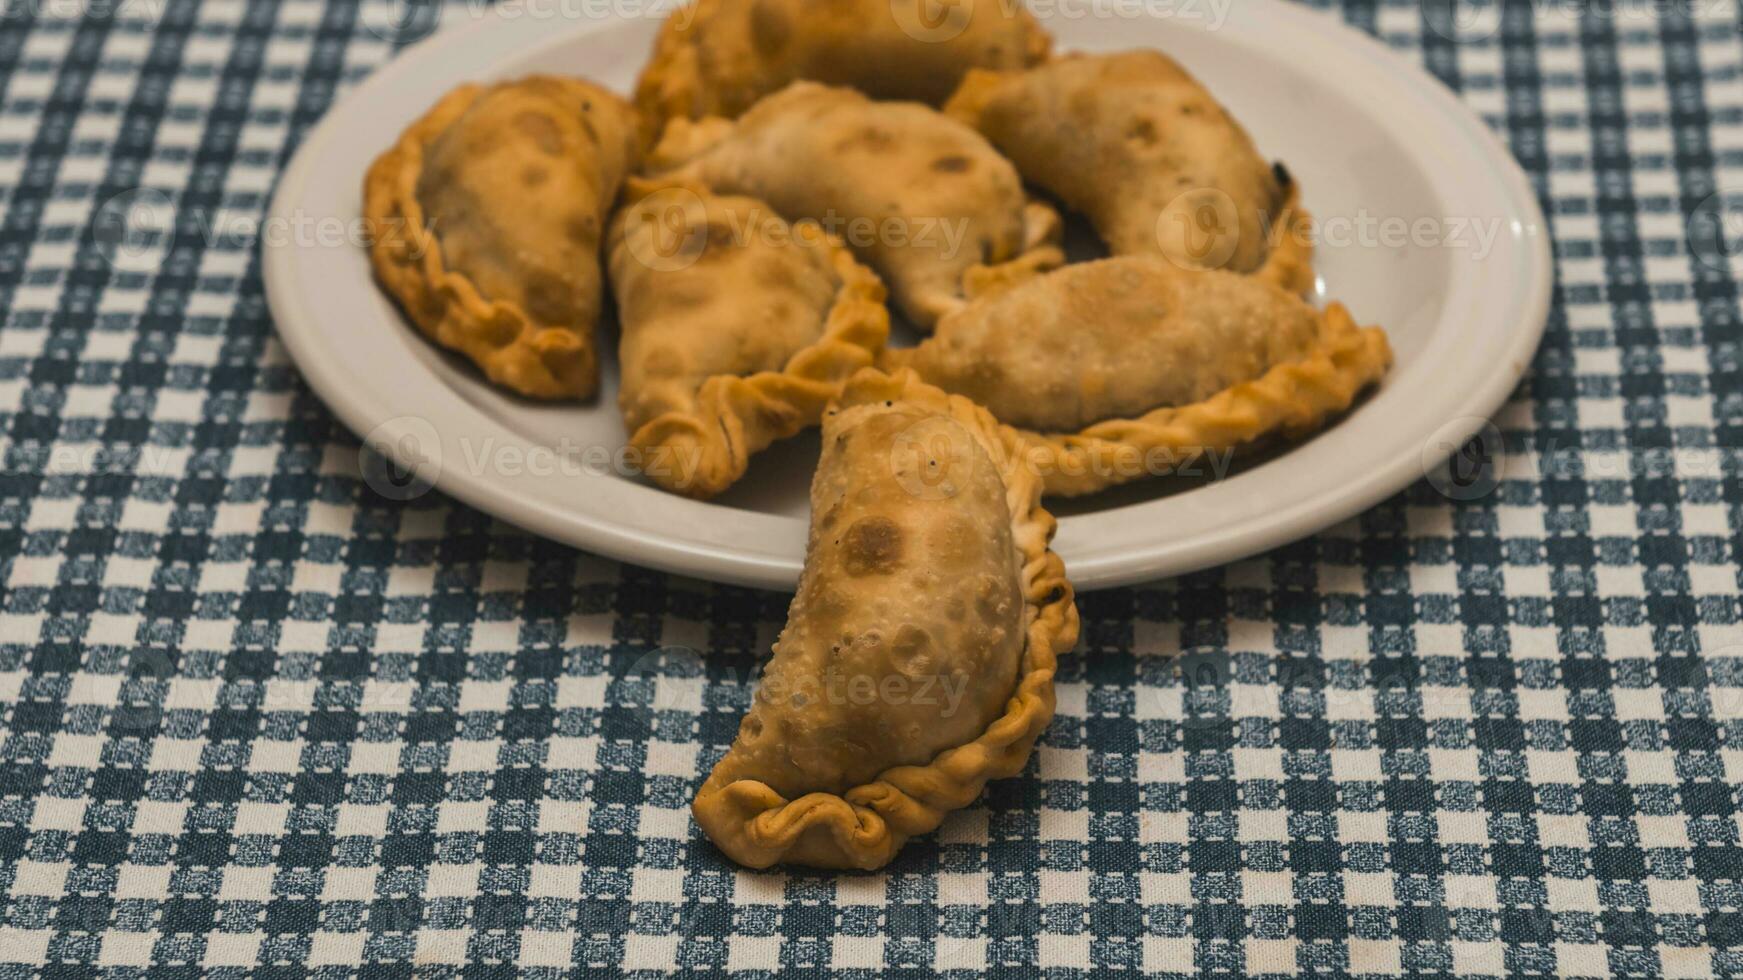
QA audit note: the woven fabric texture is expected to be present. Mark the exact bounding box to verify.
[0,0,1740,976]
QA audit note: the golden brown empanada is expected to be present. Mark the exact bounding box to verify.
[882,257,1393,497]
[648,81,1063,330]
[637,0,1051,130]
[946,50,1313,294]
[364,76,641,400]
[608,182,890,498]
[693,369,1078,870]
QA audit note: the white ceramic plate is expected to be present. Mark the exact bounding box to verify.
[264,0,1551,591]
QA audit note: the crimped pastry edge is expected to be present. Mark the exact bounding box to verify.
[945,66,1317,295]
[362,79,605,401]
[633,0,716,130]
[635,0,1054,130]
[617,179,893,500]
[1013,303,1393,498]
[691,368,1080,870]
[645,110,1068,333]
[1257,176,1316,297]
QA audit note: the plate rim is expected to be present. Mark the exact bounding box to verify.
[264,0,1553,591]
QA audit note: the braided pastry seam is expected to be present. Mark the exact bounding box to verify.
[362,82,600,401]
[636,0,1055,133]
[692,369,1078,869]
[634,0,719,133]
[1012,303,1393,498]
[625,222,892,499]
[1256,178,1316,297]
[960,199,1067,303]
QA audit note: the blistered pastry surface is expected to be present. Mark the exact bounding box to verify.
[650,82,1062,329]
[891,258,1327,432]
[363,76,640,400]
[692,370,1078,869]
[1015,303,1394,498]
[713,405,1025,799]
[947,51,1304,285]
[608,183,889,498]
[636,0,1052,127]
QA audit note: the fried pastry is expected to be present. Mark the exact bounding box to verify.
[648,81,1063,330]
[693,369,1078,869]
[364,76,641,400]
[882,258,1393,497]
[609,182,890,498]
[637,0,1051,129]
[946,50,1313,294]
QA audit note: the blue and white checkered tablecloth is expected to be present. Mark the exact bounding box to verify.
[0,0,1741,975]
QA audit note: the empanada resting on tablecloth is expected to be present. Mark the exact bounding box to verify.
[648,82,1063,330]
[693,370,1078,870]
[364,76,641,400]
[881,257,1393,497]
[946,50,1313,295]
[636,0,1051,129]
[608,182,890,498]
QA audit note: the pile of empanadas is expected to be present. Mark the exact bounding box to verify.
[363,0,1393,869]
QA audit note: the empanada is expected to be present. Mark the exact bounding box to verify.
[693,369,1078,870]
[946,50,1313,294]
[648,81,1063,330]
[637,0,1051,129]
[608,182,890,498]
[882,257,1393,497]
[364,76,641,400]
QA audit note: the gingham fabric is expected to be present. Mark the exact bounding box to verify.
[0,0,1740,976]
